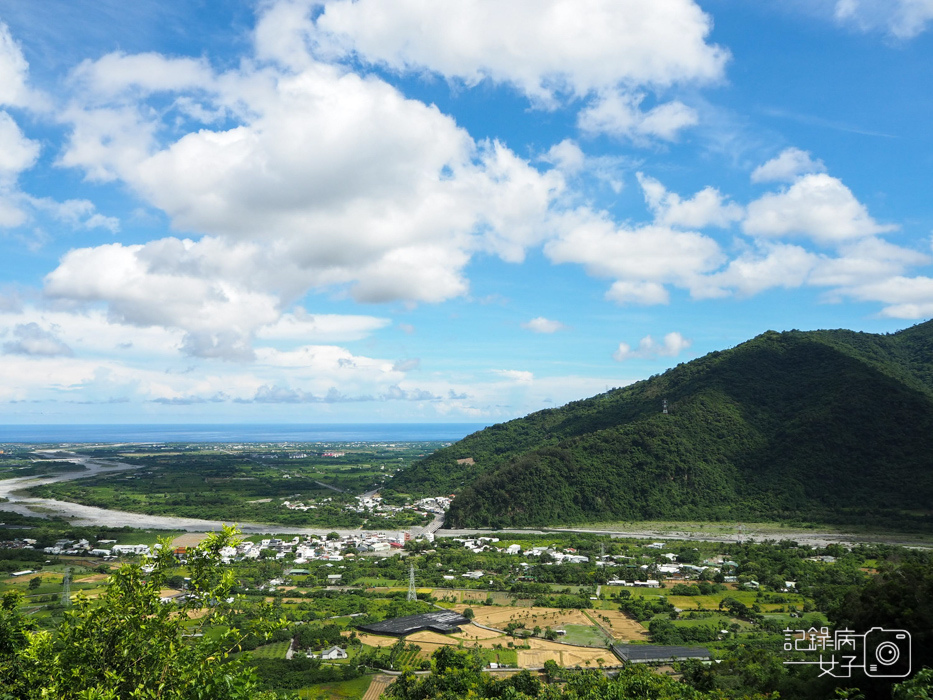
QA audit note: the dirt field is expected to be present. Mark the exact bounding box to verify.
[171,533,210,548]
[450,624,505,640]
[74,574,109,584]
[356,633,400,648]
[457,605,594,631]
[586,610,649,640]
[517,645,615,668]
[407,629,503,649]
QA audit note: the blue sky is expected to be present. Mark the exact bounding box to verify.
[1,0,932,425]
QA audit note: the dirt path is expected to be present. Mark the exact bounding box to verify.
[362,674,395,700]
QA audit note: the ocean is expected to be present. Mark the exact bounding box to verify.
[0,423,490,444]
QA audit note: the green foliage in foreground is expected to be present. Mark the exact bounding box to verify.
[399,321,933,529]
[387,646,766,700]
[0,526,284,700]
[388,646,933,700]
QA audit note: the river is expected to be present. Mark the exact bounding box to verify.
[1,452,929,548]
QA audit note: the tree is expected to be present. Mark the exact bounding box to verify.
[0,526,284,700]
[27,578,40,591]
[463,607,475,620]
[542,659,561,684]
[892,667,933,700]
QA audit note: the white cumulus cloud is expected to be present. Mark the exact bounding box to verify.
[579,91,698,142]
[545,210,724,304]
[613,332,691,361]
[751,147,826,183]
[522,317,567,333]
[2,322,73,357]
[309,0,728,102]
[57,51,565,310]
[0,22,41,109]
[834,0,933,39]
[743,173,896,244]
[493,369,534,383]
[638,173,743,228]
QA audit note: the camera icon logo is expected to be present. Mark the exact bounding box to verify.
[863,627,911,678]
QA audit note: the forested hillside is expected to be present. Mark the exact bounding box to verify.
[391,321,933,529]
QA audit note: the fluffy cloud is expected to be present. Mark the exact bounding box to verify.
[43,239,281,360]
[578,91,698,141]
[522,317,567,333]
[256,311,391,343]
[697,243,819,298]
[743,173,896,244]
[0,111,40,227]
[27,196,120,233]
[0,22,38,109]
[834,0,933,38]
[605,281,671,305]
[0,308,185,359]
[751,147,826,183]
[613,332,691,361]
[302,0,724,143]
[309,0,728,102]
[845,275,933,318]
[2,322,73,357]
[545,211,724,304]
[55,50,564,313]
[0,307,453,407]
[71,52,215,97]
[638,173,743,228]
[0,111,38,181]
[493,369,534,383]
[809,237,930,289]
[544,139,586,175]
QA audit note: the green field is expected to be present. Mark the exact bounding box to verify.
[296,675,373,699]
[250,641,291,660]
[558,623,610,647]
[24,444,443,528]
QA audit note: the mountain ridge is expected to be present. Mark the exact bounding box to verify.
[390,321,933,529]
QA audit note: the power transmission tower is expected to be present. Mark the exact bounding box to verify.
[407,563,417,602]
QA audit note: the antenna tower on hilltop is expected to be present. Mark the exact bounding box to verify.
[407,563,417,602]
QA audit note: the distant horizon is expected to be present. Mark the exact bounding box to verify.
[0,421,491,426]
[0,422,491,444]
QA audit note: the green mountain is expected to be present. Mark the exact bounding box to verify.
[391,321,933,529]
